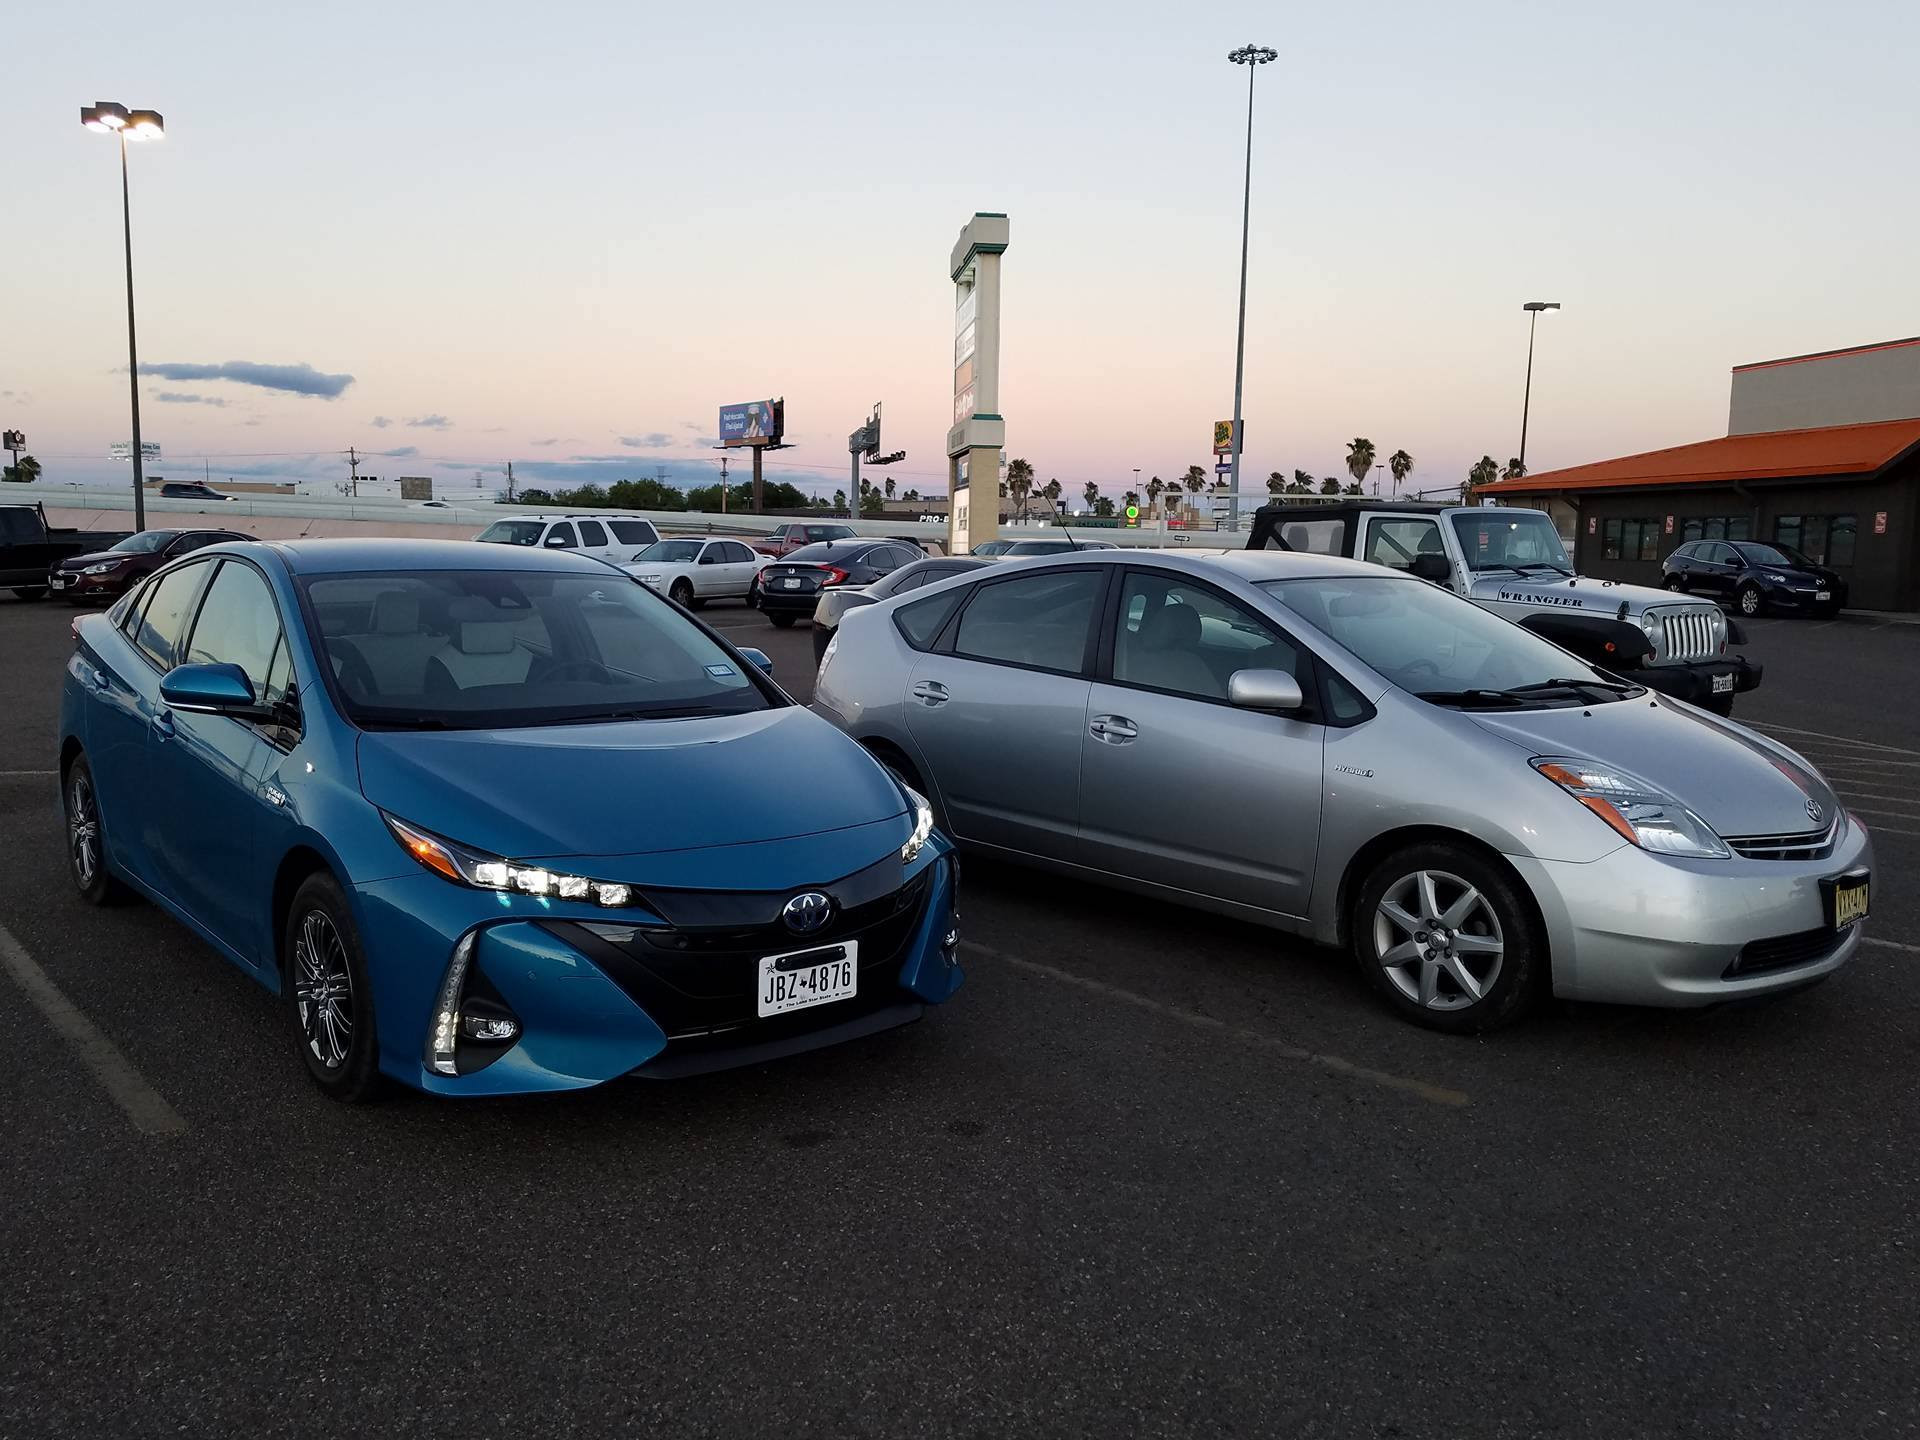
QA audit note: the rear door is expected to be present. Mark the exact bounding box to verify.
[903,566,1105,858]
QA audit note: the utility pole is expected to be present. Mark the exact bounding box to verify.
[719,453,729,515]
[347,446,361,497]
[1225,44,1277,533]
[505,460,515,502]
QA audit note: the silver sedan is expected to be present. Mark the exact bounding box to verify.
[810,549,1873,1032]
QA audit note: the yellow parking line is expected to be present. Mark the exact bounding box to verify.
[0,920,186,1138]
[961,940,1469,1108]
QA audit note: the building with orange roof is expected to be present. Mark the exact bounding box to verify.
[1484,337,1920,610]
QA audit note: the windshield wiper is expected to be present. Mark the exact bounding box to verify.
[359,714,454,730]
[1416,677,1639,709]
[554,703,740,724]
[1506,676,1640,696]
[1414,688,1527,708]
[1510,561,1574,577]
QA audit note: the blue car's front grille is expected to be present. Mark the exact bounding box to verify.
[543,863,932,1042]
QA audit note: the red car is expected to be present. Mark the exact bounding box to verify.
[752,521,858,558]
[48,528,252,604]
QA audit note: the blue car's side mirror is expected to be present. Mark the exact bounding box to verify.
[160,661,259,714]
[738,647,775,678]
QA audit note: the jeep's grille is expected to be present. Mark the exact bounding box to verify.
[1656,607,1721,664]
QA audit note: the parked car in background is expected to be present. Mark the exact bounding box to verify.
[1663,539,1847,617]
[995,536,1118,557]
[622,537,770,609]
[969,540,1014,557]
[754,522,858,558]
[751,540,926,627]
[813,549,1871,1034]
[811,555,994,664]
[58,537,963,1101]
[474,514,659,562]
[1,503,133,600]
[50,528,253,604]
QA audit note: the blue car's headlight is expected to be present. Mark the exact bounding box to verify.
[384,814,633,906]
[899,784,934,863]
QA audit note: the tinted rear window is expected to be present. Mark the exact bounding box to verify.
[785,542,868,563]
[608,520,657,545]
[894,590,965,651]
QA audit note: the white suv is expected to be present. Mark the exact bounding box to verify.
[474,514,662,562]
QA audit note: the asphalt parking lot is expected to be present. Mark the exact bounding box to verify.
[3,593,1918,1438]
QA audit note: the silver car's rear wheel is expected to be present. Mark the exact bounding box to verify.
[1372,869,1504,1011]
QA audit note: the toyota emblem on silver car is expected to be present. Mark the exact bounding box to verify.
[783,892,832,934]
[1806,797,1823,824]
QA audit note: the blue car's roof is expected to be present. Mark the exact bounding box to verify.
[252,537,612,576]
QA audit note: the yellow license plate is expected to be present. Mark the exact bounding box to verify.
[1832,878,1871,928]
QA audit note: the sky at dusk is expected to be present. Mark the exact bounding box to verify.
[6,0,1918,502]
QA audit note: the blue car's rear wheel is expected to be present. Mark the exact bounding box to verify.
[284,872,382,1102]
[63,756,130,906]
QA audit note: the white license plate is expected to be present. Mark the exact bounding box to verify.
[757,941,858,1017]
[1816,591,1831,602]
[1711,673,1734,694]
[781,578,802,589]
[50,576,69,588]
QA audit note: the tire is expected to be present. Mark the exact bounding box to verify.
[668,579,694,609]
[283,872,382,1102]
[1701,694,1735,717]
[12,586,49,601]
[1352,842,1543,1034]
[812,625,834,666]
[1736,584,1764,618]
[769,613,796,628]
[62,755,132,906]
[1662,575,1686,592]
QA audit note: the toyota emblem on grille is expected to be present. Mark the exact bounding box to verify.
[1806,797,1823,824]
[783,891,832,934]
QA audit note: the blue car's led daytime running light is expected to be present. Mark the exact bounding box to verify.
[384,814,634,907]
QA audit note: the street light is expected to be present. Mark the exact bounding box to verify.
[1225,44,1276,531]
[81,100,165,532]
[1518,300,1560,473]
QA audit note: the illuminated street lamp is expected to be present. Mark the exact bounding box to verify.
[1518,300,1560,473]
[81,101,165,531]
[1224,44,1277,529]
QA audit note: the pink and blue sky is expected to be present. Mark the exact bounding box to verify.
[7,0,1917,501]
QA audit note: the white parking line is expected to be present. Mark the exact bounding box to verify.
[1844,805,1920,824]
[1746,722,1920,758]
[0,770,57,777]
[961,940,1469,1108]
[1865,937,1920,955]
[0,920,186,1137]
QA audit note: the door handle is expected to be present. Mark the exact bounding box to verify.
[1089,714,1137,744]
[89,666,111,691]
[911,680,949,707]
[151,710,176,741]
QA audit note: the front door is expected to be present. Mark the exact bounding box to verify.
[902,567,1104,859]
[1078,569,1324,917]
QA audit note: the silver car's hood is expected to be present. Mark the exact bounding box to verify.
[1467,571,1681,616]
[1470,700,1834,838]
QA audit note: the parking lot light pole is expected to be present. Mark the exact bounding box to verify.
[82,101,164,532]
[1226,45,1277,531]
[1518,300,1560,473]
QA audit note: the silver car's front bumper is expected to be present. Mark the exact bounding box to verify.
[1509,817,1874,1005]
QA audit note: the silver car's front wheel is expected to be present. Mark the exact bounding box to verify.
[1372,869,1504,1011]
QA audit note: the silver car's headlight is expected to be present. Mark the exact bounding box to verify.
[898,783,934,863]
[1531,758,1730,858]
[384,814,634,906]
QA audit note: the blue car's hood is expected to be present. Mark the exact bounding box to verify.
[356,707,907,866]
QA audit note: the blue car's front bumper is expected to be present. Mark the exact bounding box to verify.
[352,840,963,1097]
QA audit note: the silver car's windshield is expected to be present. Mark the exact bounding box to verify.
[1261,575,1636,709]
[1450,512,1572,573]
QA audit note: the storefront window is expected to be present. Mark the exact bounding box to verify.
[1774,514,1856,567]
[1681,514,1753,543]
[1601,518,1661,562]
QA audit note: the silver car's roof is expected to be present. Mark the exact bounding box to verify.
[992,547,1389,583]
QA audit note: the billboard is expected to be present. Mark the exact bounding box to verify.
[110,441,162,462]
[399,475,433,501]
[718,399,784,448]
[1213,420,1239,455]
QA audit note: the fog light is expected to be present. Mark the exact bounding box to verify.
[463,1014,518,1041]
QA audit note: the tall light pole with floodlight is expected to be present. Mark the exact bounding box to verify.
[1518,300,1560,473]
[1225,43,1276,530]
[81,101,164,532]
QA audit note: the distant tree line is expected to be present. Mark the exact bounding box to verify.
[507,477,824,511]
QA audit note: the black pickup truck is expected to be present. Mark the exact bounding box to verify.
[0,504,135,600]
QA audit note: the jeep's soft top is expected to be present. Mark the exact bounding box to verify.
[1247,500,1454,553]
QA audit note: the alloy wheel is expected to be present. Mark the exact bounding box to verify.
[1372,869,1505,1011]
[1739,587,1762,616]
[293,910,355,1070]
[68,772,100,889]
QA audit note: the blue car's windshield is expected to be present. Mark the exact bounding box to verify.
[301,570,776,729]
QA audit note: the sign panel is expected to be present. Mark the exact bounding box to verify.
[1875,511,1889,534]
[1213,420,1239,455]
[718,400,783,448]
[1664,515,1674,534]
[110,441,162,462]
[2,430,23,450]
[399,475,434,501]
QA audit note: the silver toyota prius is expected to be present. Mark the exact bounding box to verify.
[809,549,1873,1032]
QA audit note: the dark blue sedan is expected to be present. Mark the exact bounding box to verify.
[58,538,962,1100]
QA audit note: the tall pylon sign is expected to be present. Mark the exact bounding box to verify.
[946,213,1009,555]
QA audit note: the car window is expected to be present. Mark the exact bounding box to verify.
[133,561,214,671]
[954,570,1102,674]
[477,520,544,546]
[577,520,608,548]
[807,525,852,542]
[608,520,657,546]
[183,560,287,703]
[543,523,578,549]
[730,543,757,564]
[887,570,929,596]
[1362,518,1445,572]
[894,589,965,651]
[1113,571,1299,702]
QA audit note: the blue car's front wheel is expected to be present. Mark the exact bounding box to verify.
[284,872,382,1103]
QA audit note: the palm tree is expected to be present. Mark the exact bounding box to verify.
[832,488,847,511]
[1146,475,1165,514]
[1163,493,1182,522]
[1005,457,1035,520]
[884,476,896,501]
[1,454,40,484]
[1343,479,1363,495]
[1042,478,1062,514]
[1266,470,1286,497]
[1466,455,1500,501]
[1320,476,1343,495]
[1082,480,1099,513]
[1388,449,1413,494]
[1345,438,1377,491]
[1502,457,1527,481]
[1289,468,1314,495]
[1122,489,1140,514]
[1182,464,1208,501]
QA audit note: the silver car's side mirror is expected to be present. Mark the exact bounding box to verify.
[1229,669,1305,713]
